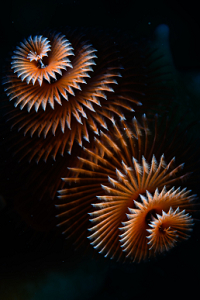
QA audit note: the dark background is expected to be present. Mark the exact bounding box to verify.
[0,0,200,299]
[1,0,200,70]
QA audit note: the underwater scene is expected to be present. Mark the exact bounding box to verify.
[0,0,200,299]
